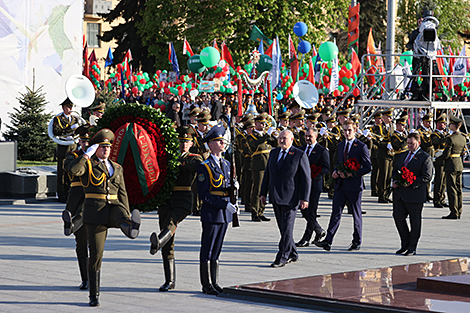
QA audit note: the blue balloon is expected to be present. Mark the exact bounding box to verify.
[293,22,308,37]
[298,40,311,54]
[276,92,284,100]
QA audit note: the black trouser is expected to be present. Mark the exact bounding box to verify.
[393,199,423,251]
[300,190,322,241]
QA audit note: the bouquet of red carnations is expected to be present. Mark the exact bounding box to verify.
[337,158,361,176]
[311,164,322,179]
[394,166,416,187]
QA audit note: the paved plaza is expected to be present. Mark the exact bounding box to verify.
[1,173,469,312]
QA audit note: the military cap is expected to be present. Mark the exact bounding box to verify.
[188,107,201,117]
[396,115,408,125]
[338,108,352,117]
[279,111,292,120]
[241,113,254,123]
[291,110,306,120]
[243,119,255,130]
[435,113,447,123]
[245,94,253,99]
[383,108,394,117]
[290,102,300,109]
[90,129,115,146]
[324,114,336,123]
[204,124,226,142]
[422,112,433,121]
[321,106,333,115]
[350,113,361,124]
[197,111,211,124]
[177,125,196,141]
[307,112,321,123]
[254,112,268,123]
[60,98,73,107]
[449,114,463,124]
[88,102,106,112]
[373,111,383,119]
[75,124,90,140]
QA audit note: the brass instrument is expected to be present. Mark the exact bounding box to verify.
[367,132,384,141]
[388,149,396,156]
[323,130,341,140]
[433,149,444,161]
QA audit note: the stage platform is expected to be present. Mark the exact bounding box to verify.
[221,258,470,313]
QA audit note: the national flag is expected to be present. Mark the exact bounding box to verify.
[169,42,180,76]
[311,44,317,57]
[213,39,220,52]
[249,25,273,46]
[82,39,89,77]
[436,49,446,77]
[258,38,264,54]
[168,43,172,63]
[367,28,377,55]
[105,47,114,67]
[265,40,274,58]
[221,41,236,70]
[351,49,361,75]
[290,58,299,83]
[314,53,322,83]
[288,34,297,62]
[183,38,194,57]
[330,56,339,91]
[124,49,133,74]
[453,46,467,85]
[306,57,315,84]
[88,50,97,64]
[120,66,125,99]
[365,46,376,86]
[268,36,281,90]
[448,46,455,74]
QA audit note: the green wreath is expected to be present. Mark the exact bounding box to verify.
[96,102,179,212]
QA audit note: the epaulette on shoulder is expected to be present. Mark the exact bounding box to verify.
[202,160,209,164]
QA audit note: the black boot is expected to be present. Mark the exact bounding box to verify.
[78,257,88,290]
[71,214,84,234]
[210,260,223,293]
[88,270,100,307]
[159,258,175,291]
[200,261,219,295]
[62,210,73,236]
[120,209,141,239]
[149,229,172,255]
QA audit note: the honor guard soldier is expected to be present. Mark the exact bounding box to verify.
[149,126,203,291]
[62,125,91,290]
[243,94,253,113]
[197,124,237,295]
[351,114,373,149]
[418,112,434,201]
[371,111,393,203]
[87,102,106,126]
[248,113,278,221]
[290,102,301,115]
[277,111,291,132]
[382,108,396,133]
[306,112,321,130]
[442,115,466,219]
[337,108,352,127]
[368,111,383,197]
[52,98,79,202]
[319,114,341,199]
[390,115,409,166]
[431,113,449,208]
[319,106,333,127]
[290,110,307,148]
[188,107,201,133]
[240,119,255,212]
[68,129,141,306]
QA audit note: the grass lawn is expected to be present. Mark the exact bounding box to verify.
[17,160,56,167]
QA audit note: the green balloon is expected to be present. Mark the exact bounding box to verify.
[323,87,329,94]
[220,86,226,93]
[187,55,206,73]
[200,47,220,68]
[399,51,413,66]
[222,80,229,86]
[227,88,233,93]
[338,85,344,92]
[319,42,339,62]
[346,63,352,70]
[257,54,273,73]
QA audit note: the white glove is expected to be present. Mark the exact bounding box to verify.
[320,127,327,136]
[233,181,240,190]
[387,143,393,150]
[266,127,274,136]
[363,129,370,137]
[70,124,79,130]
[85,144,100,158]
[448,130,454,135]
[226,202,237,214]
[410,128,417,134]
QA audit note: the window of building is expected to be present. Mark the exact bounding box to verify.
[87,23,101,48]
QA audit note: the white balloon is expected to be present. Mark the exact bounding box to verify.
[190,89,199,97]
[218,60,226,68]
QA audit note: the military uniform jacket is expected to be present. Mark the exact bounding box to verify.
[431,130,448,166]
[64,148,85,216]
[291,126,306,148]
[240,134,252,171]
[167,152,203,208]
[248,131,278,171]
[390,131,408,155]
[197,156,233,224]
[52,112,79,138]
[190,130,209,157]
[68,155,130,224]
[418,126,434,157]
[371,124,391,160]
[443,132,466,172]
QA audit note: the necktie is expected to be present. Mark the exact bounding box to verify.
[344,142,349,161]
[306,146,312,156]
[279,150,286,163]
[102,161,109,176]
[403,152,413,167]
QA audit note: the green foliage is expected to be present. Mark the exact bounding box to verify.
[396,0,470,53]
[357,0,387,57]
[138,0,349,71]
[3,86,55,161]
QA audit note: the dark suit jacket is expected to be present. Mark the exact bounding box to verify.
[260,146,311,207]
[166,109,181,127]
[392,149,433,203]
[300,144,330,192]
[334,139,371,192]
[210,100,223,120]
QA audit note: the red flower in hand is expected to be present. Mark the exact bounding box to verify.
[310,164,322,179]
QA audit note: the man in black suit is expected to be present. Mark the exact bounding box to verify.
[392,132,433,256]
[296,127,330,247]
[260,130,311,268]
[166,102,181,127]
[210,93,223,121]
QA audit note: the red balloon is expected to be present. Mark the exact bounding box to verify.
[353,88,360,97]
[139,78,146,84]
[178,89,184,96]
[333,90,340,97]
[160,81,166,88]
[153,104,160,109]
[286,90,291,96]
[160,105,166,111]
[345,71,352,79]
[132,86,138,94]
[344,86,350,92]
[339,70,345,77]
[259,88,264,94]
[116,64,122,72]
[214,73,221,78]
[132,75,137,82]
[164,87,170,94]
[153,84,158,89]
[323,76,330,83]
[156,70,162,75]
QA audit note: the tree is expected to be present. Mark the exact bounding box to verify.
[138,0,350,72]
[100,0,156,74]
[3,86,55,161]
[357,0,387,57]
[396,0,470,53]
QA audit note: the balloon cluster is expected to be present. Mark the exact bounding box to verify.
[294,22,311,55]
[279,64,294,99]
[130,72,153,94]
[89,61,101,89]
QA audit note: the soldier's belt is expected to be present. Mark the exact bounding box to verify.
[243,154,251,158]
[71,182,82,187]
[394,149,406,154]
[210,191,230,196]
[85,193,118,200]
[252,149,271,156]
[173,186,191,191]
[450,154,461,158]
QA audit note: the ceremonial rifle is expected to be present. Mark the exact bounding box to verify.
[229,116,240,227]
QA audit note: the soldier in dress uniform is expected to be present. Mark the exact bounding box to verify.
[62,125,91,290]
[306,112,321,130]
[87,102,106,126]
[319,114,341,199]
[351,114,373,149]
[68,129,141,306]
[290,110,307,148]
[382,108,396,134]
[418,112,434,201]
[431,113,449,208]
[243,94,253,113]
[248,113,278,221]
[442,115,466,219]
[52,98,79,202]
[390,115,409,166]
[239,118,255,213]
[235,113,253,206]
[319,106,333,127]
[337,108,352,127]
[149,126,203,291]
[371,111,393,203]
[277,111,291,132]
[368,111,383,197]
[197,124,237,295]
[187,107,201,133]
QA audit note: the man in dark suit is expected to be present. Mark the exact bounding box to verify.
[315,119,371,252]
[210,93,223,121]
[392,132,433,256]
[260,130,311,268]
[166,102,181,127]
[296,127,330,247]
